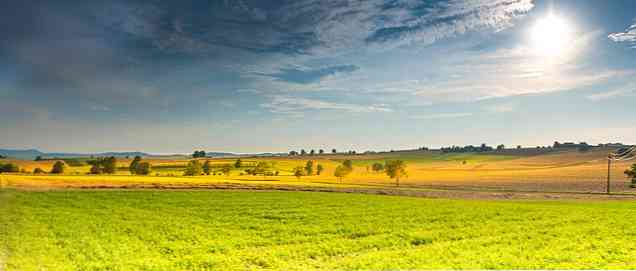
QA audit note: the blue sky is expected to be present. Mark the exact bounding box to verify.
[1,0,636,154]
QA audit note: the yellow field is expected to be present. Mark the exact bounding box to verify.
[2,147,634,193]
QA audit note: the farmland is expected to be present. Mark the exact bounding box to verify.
[2,147,634,194]
[3,189,636,270]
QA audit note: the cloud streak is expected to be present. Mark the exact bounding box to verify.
[608,20,636,46]
[261,96,392,115]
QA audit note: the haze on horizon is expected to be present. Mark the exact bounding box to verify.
[1,0,636,154]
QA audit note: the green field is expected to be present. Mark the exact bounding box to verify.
[2,189,636,270]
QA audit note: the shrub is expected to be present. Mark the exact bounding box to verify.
[51,161,66,174]
[33,168,46,174]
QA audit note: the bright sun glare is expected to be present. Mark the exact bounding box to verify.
[530,14,573,57]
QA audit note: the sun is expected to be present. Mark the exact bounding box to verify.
[530,14,573,57]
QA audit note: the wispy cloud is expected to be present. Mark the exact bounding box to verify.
[586,84,636,101]
[608,20,636,46]
[411,112,473,120]
[256,65,359,84]
[261,96,392,115]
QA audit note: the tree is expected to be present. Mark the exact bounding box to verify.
[300,149,307,156]
[334,165,351,182]
[625,164,636,187]
[332,149,337,154]
[129,156,142,174]
[310,149,315,155]
[202,160,212,175]
[184,160,203,176]
[343,160,353,170]
[90,164,103,174]
[372,162,384,173]
[136,162,152,175]
[51,161,66,174]
[497,144,505,150]
[305,160,314,176]
[192,150,206,158]
[221,164,233,176]
[34,156,43,161]
[319,149,324,155]
[316,164,324,175]
[33,168,45,174]
[234,159,242,168]
[102,156,117,174]
[0,163,20,173]
[289,150,298,156]
[293,166,305,179]
[385,160,407,187]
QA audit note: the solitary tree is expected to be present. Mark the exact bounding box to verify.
[34,156,43,161]
[293,166,305,179]
[129,156,142,174]
[33,168,45,174]
[136,162,152,175]
[343,160,353,170]
[497,144,505,150]
[332,149,337,154]
[51,161,66,174]
[626,164,636,188]
[316,164,324,175]
[184,160,203,176]
[300,149,307,156]
[319,149,324,155]
[385,160,407,187]
[310,149,315,156]
[202,160,212,175]
[334,165,351,182]
[234,158,242,168]
[305,160,314,176]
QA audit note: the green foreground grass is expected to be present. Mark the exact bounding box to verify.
[2,190,636,270]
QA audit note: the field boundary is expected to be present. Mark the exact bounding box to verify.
[7,181,636,201]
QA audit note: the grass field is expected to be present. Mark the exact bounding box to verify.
[2,189,636,270]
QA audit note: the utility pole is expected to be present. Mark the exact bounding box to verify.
[607,155,611,194]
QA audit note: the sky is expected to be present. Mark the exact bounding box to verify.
[1,0,636,154]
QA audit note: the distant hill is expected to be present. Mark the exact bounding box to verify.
[0,149,150,160]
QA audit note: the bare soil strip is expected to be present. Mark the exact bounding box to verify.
[6,181,636,201]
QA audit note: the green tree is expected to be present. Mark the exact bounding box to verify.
[184,160,203,176]
[129,156,142,174]
[625,164,636,187]
[343,160,353,170]
[0,163,20,173]
[33,168,45,174]
[385,160,407,187]
[51,161,66,174]
[372,162,384,173]
[34,156,43,161]
[90,164,103,174]
[221,164,233,176]
[300,149,307,156]
[234,158,243,168]
[305,160,314,176]
[319,149,324,155]
[202,160,212,175]
[136,162,152,175]
[334,165,351,182]
[293,166,305,179]
[102,156,117,174]
[316,164,324,175]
